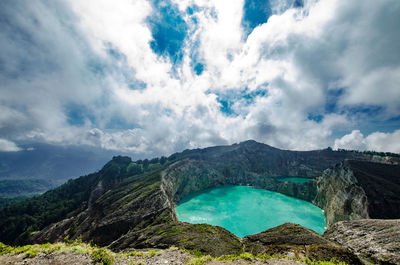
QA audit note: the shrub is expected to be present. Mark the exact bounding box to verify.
[91,248,115,265]
[0,242,13,255]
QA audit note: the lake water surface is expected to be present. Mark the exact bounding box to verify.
[175,185,326,237]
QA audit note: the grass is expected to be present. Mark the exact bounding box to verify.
[185,252,351,265]
[91,248,115,265]
[186,255,212,265]
[215,252,254,261]
[0,241,113,264]
[1,241,351,265]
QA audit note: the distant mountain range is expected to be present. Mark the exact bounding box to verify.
[0,143,123,198]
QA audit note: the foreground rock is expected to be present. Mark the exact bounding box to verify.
[243,223,333,249]
[325,219,400,265]
[243,223,362,265]
[0,244,309,265]
[109,222,242,256]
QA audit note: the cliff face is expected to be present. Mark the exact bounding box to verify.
[161,140,369,206]
[348,160,400,219]
[313,162,369,227]
[161,159,317,211]
[313,160,400,227]
[325,219,400,265]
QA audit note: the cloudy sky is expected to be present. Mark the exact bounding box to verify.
[1,0,399,156]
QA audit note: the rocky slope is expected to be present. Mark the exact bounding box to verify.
[242,223,362,265]
[1,224,362,265]
[0,242,314,265]
[325,219,400,265]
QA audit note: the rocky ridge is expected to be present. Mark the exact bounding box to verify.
[0,140,399,264]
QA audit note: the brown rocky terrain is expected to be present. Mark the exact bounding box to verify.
[0,248,309,265]
[325,219,400,265]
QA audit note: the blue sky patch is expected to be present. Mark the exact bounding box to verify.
[308,114,323,123]
[188,38,206,76]
[194,63,204,75]
[66,104,95,126]
[147,0,188,64]
[293,0,304,8]
[242,0,304,36]
[186,5,199,15]
[218,98,234,115]
[242,0,272,35]
[325,88,344,113]
[215,86,268,115]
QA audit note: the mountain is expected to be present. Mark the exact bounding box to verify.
[0,143,121,198]
[0,140,399,264]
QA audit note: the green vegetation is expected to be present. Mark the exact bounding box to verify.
[0,241,114,264]
[215,252,254,261]
[0,172,99,245]
[0,240,162,264]
[0,196,30,209]
[184,251,351,265]
[0,155,173,246]
[0,240,352,265]
[337,148,400,157]
[186,255,213,265]
[0,178,56,198]
[91,247,116,265]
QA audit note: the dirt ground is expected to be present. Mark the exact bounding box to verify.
[0,248,308,265]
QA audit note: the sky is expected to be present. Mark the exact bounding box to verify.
[0,0,400,157]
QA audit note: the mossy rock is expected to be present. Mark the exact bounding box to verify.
[306,245,363,265]
[109,222,242,256]
[260,245,361,265]
[242,223,332,254]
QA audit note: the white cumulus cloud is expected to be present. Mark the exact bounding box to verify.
[334,130,400,153]
[0,139,22,152]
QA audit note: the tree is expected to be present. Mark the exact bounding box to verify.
[160,156,167,165]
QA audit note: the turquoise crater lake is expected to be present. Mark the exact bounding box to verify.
[175,186,326,237]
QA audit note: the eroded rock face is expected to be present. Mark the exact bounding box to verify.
[313,162,369,227]
[33,167,174,246]
[347,160,400,219]
[161,147,354,208]
[325,219,400,265]
[313,160,400,227]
